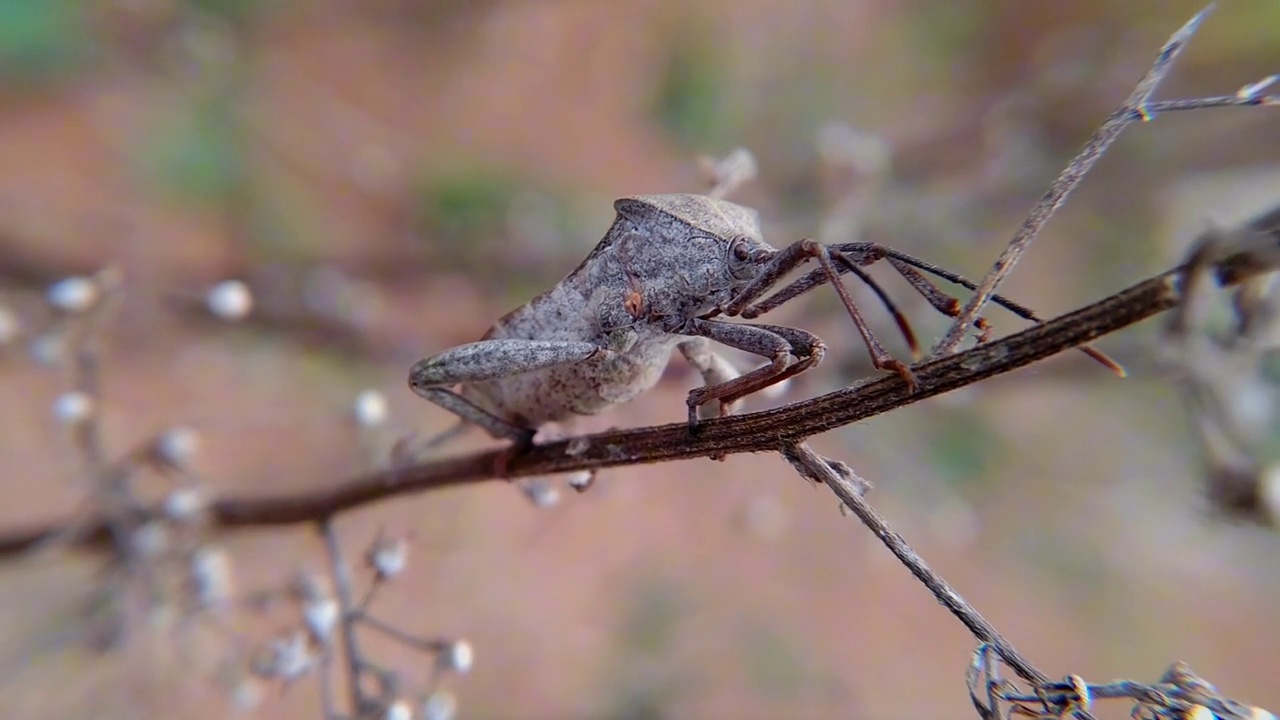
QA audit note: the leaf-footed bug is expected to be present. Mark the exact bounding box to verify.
[408,194,1122,472]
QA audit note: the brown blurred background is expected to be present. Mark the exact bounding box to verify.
[0,1,1278,718]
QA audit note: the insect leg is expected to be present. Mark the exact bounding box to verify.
[676,318,826,433]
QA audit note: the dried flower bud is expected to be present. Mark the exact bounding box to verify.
[190,545,234,607]
[29,332,65,366]
[131,520,169,559]
[230,678,263,711]
[422,690,458,720]
[155,427,201,469]
[303,595,339,643]
[46,276,100,313]
[439,639,473,675]
[206,280,253,320]
[162,486,205,524]
[520,478,560,508]
[252,630,315,681]
[368,535,408,580]
[566,469,596,493]
[1262,465,1280,526]
[384,700,413,720]
[0,304,20,345]
[52,391,95,425]
[354,389,389,427]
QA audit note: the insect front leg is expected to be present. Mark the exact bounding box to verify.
[677,337,745,420]
[409,338,604,448]
[718,238,919,388]
[675,318,826,433]
[737,242,1123,373]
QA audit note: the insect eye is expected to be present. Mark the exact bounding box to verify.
[731,238,752,261]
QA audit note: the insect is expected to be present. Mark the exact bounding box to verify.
[408,194,1120,468]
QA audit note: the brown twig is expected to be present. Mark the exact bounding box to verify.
[934,5,1211,356]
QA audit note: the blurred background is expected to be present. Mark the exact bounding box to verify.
[0,1,1278,718]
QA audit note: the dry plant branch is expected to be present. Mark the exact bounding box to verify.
[934,4,1263,356]
[780,443,1053,689]
[4,205,1278,556]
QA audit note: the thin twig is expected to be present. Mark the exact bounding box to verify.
[319,518,365,716]
[780,442,1051,688]
[933,5,1214,356]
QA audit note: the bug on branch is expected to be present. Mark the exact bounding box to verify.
[408,194,1122,471]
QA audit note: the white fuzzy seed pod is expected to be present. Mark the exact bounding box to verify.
[163,486,207,522]
[566,469,595,493]
[0,304,20,344]
[1262,464,1280,526]
[190,545,234,607]
[440,639,473,675]
[303,596,340,643]
[46,276,100,313]
[353,389,389,427]
[206,280,253,320]
[421,690,458,720]
[156,427,201,469]
[521,479,560,508]
[254,630,315,681]
[52,391,95,426]
[131,520,170,559]
[369,536,408,580]
[383,700,412,720]
[29,332,65,366]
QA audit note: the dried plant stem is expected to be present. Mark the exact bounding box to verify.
[934,5,1212,356]
[782,443,1051,687]
[319,518,366,716]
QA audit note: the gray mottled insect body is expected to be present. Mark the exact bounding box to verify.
[410,194,782,445]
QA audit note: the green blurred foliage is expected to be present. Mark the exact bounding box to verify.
[138,93,246,206]
[412,167,584,293]
[598,578,691,720]
[652,21,736,150]
[0,0,92,87]
[924,409,1002,491]
[416,169,523,249]
[184,0,281,26]
[737,622,812,700]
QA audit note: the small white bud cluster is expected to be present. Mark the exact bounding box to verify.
[566,469,595,493]
[155,426,201,469]
[354,389,389,428]
[52,391,95,426]
[384,700,413,720]
[368,534,409,581]
[293,572,340,644]
[190,545,234,608]
[251,630,316,682]
[438,639,473,675]
[206,279,253,320]
[0,303,20,345]
[46,276,101,313]
[421,690,458,720]
[520,478,560,508]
